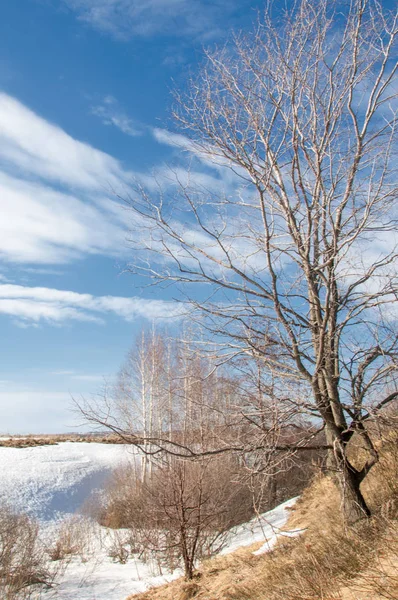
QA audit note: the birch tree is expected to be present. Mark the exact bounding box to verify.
[115,327,170,480]
[127,0,398,523]
[112,327,239,457]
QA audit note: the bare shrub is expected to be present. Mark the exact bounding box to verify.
[0,504,55,599]
[98,455,255,579]
[48,515,94,562]
[106,530,130,564]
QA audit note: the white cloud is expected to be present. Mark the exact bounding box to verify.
[152,127,196,152]
[0,92,132,192]
[91,96,142,137]
[0,92,141,264]
[152,127,248,181]
[0,283,184,325]
[0,92,244,269]
[17,267,65,276]
[51,370,76,376]
[0,171,127,264]
[71,374,105,382]
[62,0,233,41]
[0,298,101,324]
[51,370,105,382]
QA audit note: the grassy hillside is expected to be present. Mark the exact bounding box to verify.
[126,429,398,600]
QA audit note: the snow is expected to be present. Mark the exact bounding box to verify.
[252,526,304,555]
[41,542,181,600]
[0,442,302,600]
[0,442,134,521]
[221,497,301,555]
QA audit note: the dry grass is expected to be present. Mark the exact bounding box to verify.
[48,515,95,562]
[0,504,57,599]
[0,433,127,448]
[0,437,58,448]
[125,429,398,600]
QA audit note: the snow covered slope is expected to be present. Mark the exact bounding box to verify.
[221,497,300,555]
[0,442,301,600]
[41,496,300,600]
[0,442,134,521]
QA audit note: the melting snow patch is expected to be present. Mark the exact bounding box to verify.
[252,527,305,555]
[220,497,301,556]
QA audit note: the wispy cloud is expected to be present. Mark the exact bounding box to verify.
[51,370,105,382]
[71,373,105,382]
[51,370,76,376]
[0,92,132,191]
[152,127,247,178]
[0,283,184,325]
[152,127,198,152]
[0,92,244,269]
[18,267,65,276]
[62,0,237,41]
[0,92,136,264]
[0,171,127,264]
[91,95,142,137]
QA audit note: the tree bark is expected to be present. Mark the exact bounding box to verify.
[325,424,371,524]
[336,462,371,525]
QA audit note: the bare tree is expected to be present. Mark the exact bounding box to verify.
[103,326,243,455]
[115,327,172,480]
[80,326,320,514]
[98,455,253,579]
[125,0,398,523]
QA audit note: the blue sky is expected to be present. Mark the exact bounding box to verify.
[0,0,265,433]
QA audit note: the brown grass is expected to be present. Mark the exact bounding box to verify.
[47,515,94,562]
[0,437,58,448]
[0,504,57,599]
[0,433,128,448]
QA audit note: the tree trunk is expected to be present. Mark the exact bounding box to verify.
[325,424,371,524]
[335,461,371,524]
[267,468,277,509]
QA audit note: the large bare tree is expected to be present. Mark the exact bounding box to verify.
[125,0,398,523]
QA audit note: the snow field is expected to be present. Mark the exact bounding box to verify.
[0,442,135,521]
[0,442,300,600]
